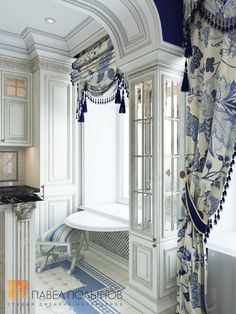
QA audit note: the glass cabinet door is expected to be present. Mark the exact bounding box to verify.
[4,75,28,99]
[131,79,153,236]
[163,76,185,236]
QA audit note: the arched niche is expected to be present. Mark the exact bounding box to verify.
[54,0,164,71]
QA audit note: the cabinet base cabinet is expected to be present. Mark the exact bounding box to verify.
[129,235,158,298]
[126,234,177,313]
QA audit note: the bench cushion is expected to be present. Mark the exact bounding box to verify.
[41,223,82,243]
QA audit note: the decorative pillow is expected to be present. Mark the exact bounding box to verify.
[41,223,82,243]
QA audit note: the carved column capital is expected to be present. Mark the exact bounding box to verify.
[13,203,36,220]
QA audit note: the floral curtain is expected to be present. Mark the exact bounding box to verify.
[177,1,236,313]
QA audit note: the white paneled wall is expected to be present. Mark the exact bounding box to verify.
[30,63,78,240]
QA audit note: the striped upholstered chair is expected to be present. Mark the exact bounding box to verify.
[37,223,85,275]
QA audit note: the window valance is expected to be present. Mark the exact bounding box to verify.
[184,0,236,46]
[182,0,236,92]
[70,36,128,122]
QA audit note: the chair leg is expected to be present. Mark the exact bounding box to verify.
[67,250,84,275]
[51,252,59,261]
[67,232,85,275]
[38,245,56,272]
[68,257,76,275]
[38,254,51,273]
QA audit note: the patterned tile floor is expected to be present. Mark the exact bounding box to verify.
[35,251,142,314]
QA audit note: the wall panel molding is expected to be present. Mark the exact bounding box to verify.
[160,242,177,297]
[132,241,153,290]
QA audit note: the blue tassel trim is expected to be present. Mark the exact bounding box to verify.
[204,142,236,244]
[181,60,190,92]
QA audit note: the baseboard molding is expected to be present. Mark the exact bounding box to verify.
[88,241,128,270]
[124,284,176,314]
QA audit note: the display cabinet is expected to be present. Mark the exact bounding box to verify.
[0,71,32,146]
[162,75,185,238]
[131,79,153,237]
[126,68,185,314]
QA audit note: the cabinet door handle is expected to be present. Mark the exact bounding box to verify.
[179,170,186,179]
[153,244,157,248]
[40,184,45,199]
[0,139,5,142]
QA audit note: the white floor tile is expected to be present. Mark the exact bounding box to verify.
[119,279,129,287]
[36,250,131,314]
[109,299,133,312]
[121,306,143,314]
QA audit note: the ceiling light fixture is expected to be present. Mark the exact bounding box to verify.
[44,17,56,24]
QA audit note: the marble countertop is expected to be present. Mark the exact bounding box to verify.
[0,185,40,194]
[0,185,42,205]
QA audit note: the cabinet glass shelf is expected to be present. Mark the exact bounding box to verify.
[131,80,153,235]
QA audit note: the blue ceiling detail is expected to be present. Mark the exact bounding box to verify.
[154,0,183,47]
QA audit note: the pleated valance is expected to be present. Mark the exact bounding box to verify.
[70,36,128,122]
[182,0,236,92]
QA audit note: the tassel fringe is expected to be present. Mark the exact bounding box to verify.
[76,74,129,122]
[119,90,126,113]
[181,60,190,92]
[204,142,236,244]
[115,88,121,104]
[184,38,193,58]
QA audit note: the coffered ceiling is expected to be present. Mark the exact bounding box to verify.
[0,0,89,37]
[0,0,106,57]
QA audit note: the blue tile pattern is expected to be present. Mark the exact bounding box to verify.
[36,258,124,314]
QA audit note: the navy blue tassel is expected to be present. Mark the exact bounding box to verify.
[227,175,231,182]
[115,87,121,103]
[181,60,190,92]
[119,90,126,113]
[83,97,87,113]
[206,139,236,242]
[78,111,84,122]
[185,38,192,58]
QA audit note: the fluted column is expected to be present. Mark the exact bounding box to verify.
[0,211,6,314]
[12,203,36,314]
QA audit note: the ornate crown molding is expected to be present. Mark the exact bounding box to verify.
[0,58,32,73]
[32,56,73,74]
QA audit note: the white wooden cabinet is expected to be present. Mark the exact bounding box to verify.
[0,71,32,146]
[125,67,185,314]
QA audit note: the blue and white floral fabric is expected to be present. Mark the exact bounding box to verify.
[177,1,236,313]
